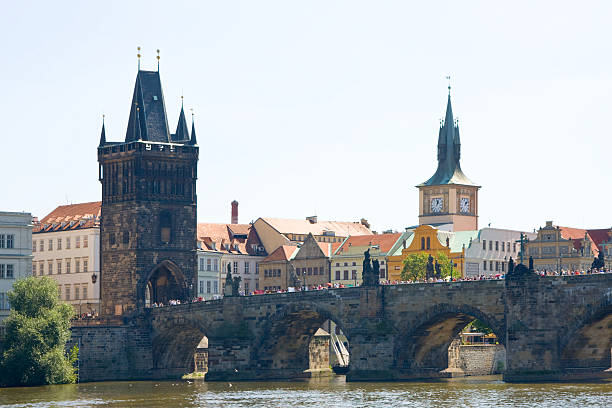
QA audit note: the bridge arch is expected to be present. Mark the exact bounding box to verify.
[393,303,505,373]
[149,309,213,377]
[140,260,189,307]
[559,293,612,372]
[251,300,348,375]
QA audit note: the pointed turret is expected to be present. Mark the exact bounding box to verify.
[419,91,476,187]
[172,103,189,142]
[98,117,106,147]
[125,70,170,143]
[189,115,197,146]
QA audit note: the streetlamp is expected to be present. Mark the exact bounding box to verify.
[303,269,307,291]
[449,259,453,281]
[91,272,98,315]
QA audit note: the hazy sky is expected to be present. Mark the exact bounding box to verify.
[1,1,611,232]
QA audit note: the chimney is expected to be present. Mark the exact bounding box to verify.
[231,200,239,224]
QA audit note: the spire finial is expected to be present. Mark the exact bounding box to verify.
[181,94,184,108]
[446,75,451,95]
[102,113,105,123]
[156,49,160,71]
[137,46,141,70]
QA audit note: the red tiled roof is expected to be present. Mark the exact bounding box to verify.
[587,229,612,252]
[262,245,297,262]
[559,226,599,255]
[34,201,101,233]
[260,217,372,237]
[336,233,403,254]
[197,223,266,256]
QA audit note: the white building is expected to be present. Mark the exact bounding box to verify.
[463,228,537,277]
[32,202,101,315]
[198,223,267,296]
[196,246,223,300]
[0,212,33,324]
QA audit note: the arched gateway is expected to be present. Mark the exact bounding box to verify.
[143,260,189,306]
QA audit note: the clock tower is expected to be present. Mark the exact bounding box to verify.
[417,90,480,231]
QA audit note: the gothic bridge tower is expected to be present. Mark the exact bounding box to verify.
[417,89,480,231]
[98,68,198,316]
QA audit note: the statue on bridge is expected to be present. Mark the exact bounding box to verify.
[434,260,441,279]
[361,249,379,286]
[508,257,514,274]
[426,255,435,280]
[224,263,242,297]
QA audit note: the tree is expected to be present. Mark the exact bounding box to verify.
[0,277,77,386]
[435,252,454,278]
[401,253,429,281]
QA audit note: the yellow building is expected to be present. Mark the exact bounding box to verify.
[387,225,467,281]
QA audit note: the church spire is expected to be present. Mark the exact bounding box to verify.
[99,115,106,147]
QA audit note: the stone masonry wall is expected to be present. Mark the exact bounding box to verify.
[447,341,506,376]
[308,333,331,371]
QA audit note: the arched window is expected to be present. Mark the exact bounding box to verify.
[160,211,172,243]
[426,237,431,250]
[421,238,425,250]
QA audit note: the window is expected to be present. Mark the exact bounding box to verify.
[426,237,431,250]
[83,235,88,248]
[160,211,172,243]
[254,262,258,274]
[48,239,53,251]
[6,265,13,279]
[489,261,493,271]
[352,270,357,280]
[206,259,212,271]
[206,281,211,293]
[255,280,259,290]
[343,270,349,280]
[0,235,4,248]
[57,238,62,250]
[66,237,71,249]
[66,259,71,274]
[76,236,81,248]
[335,263,340,267]
[352,262,356,266]
[244,262,250,274]
[335,270,340,280]
[513,243,516,252]
[214,259,219,272]
[483,260,487,271]
[199,258,205,271]
[501,242,505,251]
[122,232,129,245]
[40,261,45,275]
[65,285,71,301]
[244,281,250,293]
[6,235,13,249]
[57,260,62,274]
[213,281,218,294]
[495,261,499,271]
[82,284,88,300]
[507,242,510,252]
[344,262,348,267]
[0,293,5,310]
[0,265,4,278]
[48,261,53,275]
[421,238,425,250]
[40,240,44,252]
[32,240,36,252]
[307,267,312,275]
[75,286,80,300]
[501,262,505,272]
[33,262,37,276]
[75,259,80,273]
[83,258,88,272]
[495,241,499,251]
[233,261,238,273]
[482,240,486,250]
[199,280,204,294]
[489,241,492,250]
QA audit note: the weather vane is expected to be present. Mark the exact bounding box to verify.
[446,75,451,94]
[137,46,141,70]
[157,49,160,71]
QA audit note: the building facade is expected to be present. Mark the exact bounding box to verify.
[0,212,33,323]
[98,67,198,314]
[331,232,409,286]
[32,202,101,314]
[253,216,372,255]
[524,221,610,272]
[196,247,222,300]
[417,91,480,232]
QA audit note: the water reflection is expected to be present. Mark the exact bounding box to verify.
[1,376,611,408]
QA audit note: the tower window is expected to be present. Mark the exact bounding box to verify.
[160,211,172,243]
[426,237,431,250]
[421,238,425,250]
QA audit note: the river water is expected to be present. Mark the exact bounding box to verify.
[0,376,610,407]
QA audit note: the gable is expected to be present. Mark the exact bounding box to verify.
[293,234,326,259]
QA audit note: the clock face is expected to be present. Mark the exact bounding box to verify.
[460,197,470,213]
[430,198,443,213]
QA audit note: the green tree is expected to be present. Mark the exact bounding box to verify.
[0,277,77,386]
[401,253,429,281]
[435,252,453,278]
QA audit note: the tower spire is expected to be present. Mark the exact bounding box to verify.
[99,114,106,147]
[189,109,197,146]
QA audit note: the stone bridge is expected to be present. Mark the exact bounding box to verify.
[72,271,612,382]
